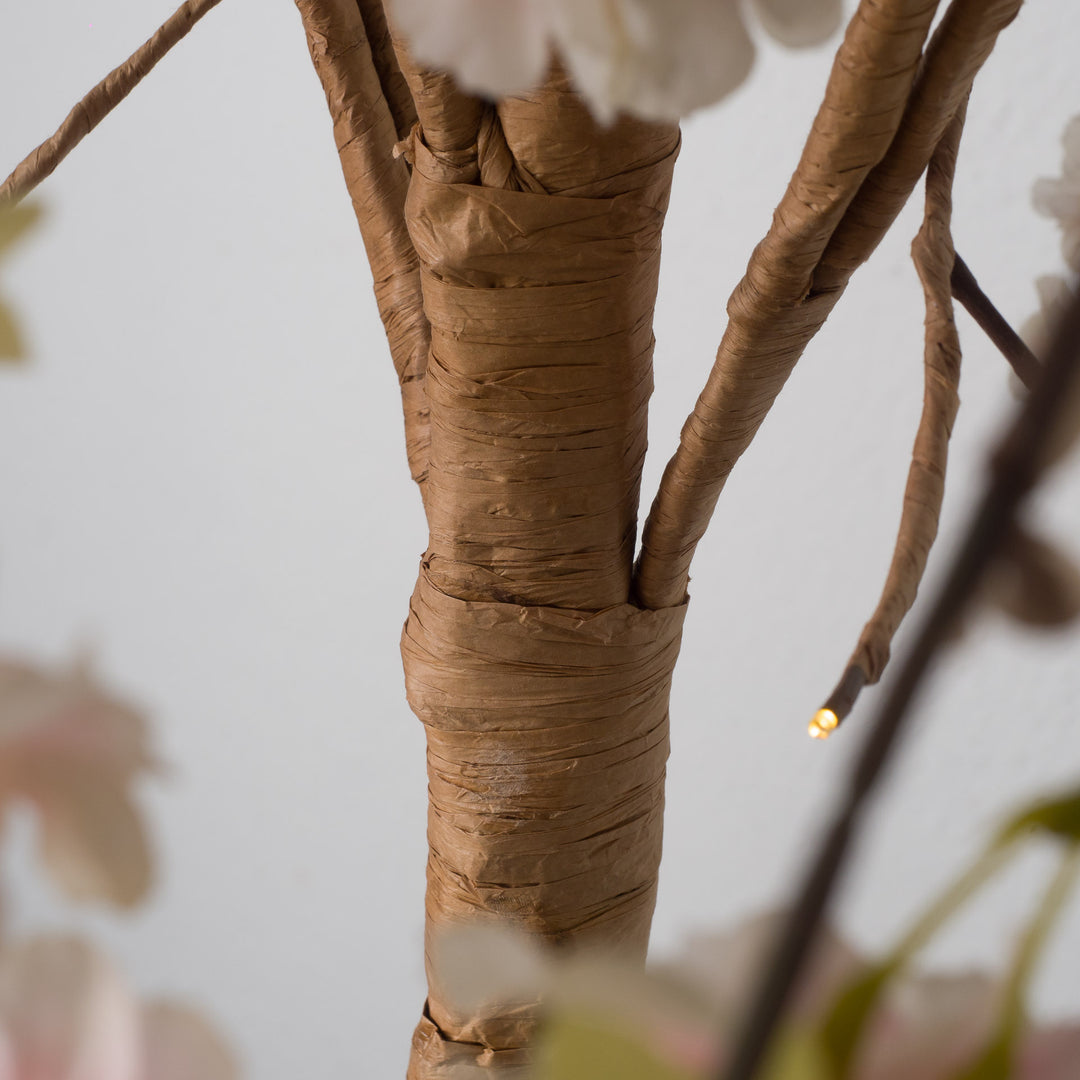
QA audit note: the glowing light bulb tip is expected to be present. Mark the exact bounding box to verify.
[808,708,839,740]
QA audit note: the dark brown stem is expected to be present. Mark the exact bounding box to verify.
[952,253,1042,388]
[720,280,1080,1080]
[809,664,868,738]
[0,0,226,208]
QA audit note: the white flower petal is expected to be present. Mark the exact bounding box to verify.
[752,0,844,48]
[386,0,552,99]
[0,936,140,1080]
[429,922,550,1016]
[551,0,755,122]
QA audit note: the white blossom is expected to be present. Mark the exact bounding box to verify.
[387,0,844,122]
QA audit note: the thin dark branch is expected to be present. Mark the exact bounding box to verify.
[0,0,226,208]
[720,279,1080,1080]
[809,663,868,739]
[952,253,1042,388]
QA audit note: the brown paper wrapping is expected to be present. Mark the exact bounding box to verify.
[849,103,967,682]
[403,567,686,1070]
[290,2,1022,1072]
[390,68,684,1074]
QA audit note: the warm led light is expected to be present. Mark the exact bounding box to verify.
[808,708,839,740]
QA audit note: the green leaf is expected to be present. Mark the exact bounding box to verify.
[949,850,1080,1080]
[0,202,44,251]
[760,1027,832,1080]
[998,789,1080,845]
[536,1011,698,1080]
[819,964,894,1078]
[0,300,24,359]
[817,843,1011,1079]
[0,201,45,362]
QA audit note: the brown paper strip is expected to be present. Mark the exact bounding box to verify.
[403,564,686,1066]
[849,102,967,684]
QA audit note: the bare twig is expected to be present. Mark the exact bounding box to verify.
[952,253,1042,388]
[720,280,1080,1080]
[0,0,226,208]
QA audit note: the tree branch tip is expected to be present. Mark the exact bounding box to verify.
[808,663,868,741]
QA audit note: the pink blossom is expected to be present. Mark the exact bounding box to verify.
[0,936,237,1080]
[0,658,157,908]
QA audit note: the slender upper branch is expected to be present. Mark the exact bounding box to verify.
[295,0,431,493]
[0,0,226,208]
[634,0,1023,611]
[839,100,968,708]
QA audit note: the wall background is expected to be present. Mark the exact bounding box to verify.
[1,2,1079,1075]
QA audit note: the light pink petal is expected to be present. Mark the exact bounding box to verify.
[386,0,552,99]
[0,659,154,774]
[0,936,140,1080]
[752,0,844,48]
[0,657,156,908]
[1019,1024,1080,1079]
[32,765,153,908]
[141,1001,239,1080]
[856,971,998,1080]
[656,911,863,1026]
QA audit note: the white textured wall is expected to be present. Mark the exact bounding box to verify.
[2,3,1079,1076]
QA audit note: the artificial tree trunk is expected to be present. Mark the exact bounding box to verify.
[0,0,1030,1073]
[297,10,685,1068]
[286,1,1025,1074]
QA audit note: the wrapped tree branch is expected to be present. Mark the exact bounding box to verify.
[296,0,431,489]
[831,102,967,728]
[0,0,226,209]
[635,0,1023,611]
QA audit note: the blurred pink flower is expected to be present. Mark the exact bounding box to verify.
[438,912,1080,1077]
[386,0,843,122]
[1033,115,1080,274]
[0,657,157,908]
[656,913,1080,1079]
[0,935,237,1080]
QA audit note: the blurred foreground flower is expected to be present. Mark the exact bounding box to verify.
[436,911,1080,1079]
[0,203,43,361]
[0,935,238,1080]
[387,0,843,122]
[0,657,157,908]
